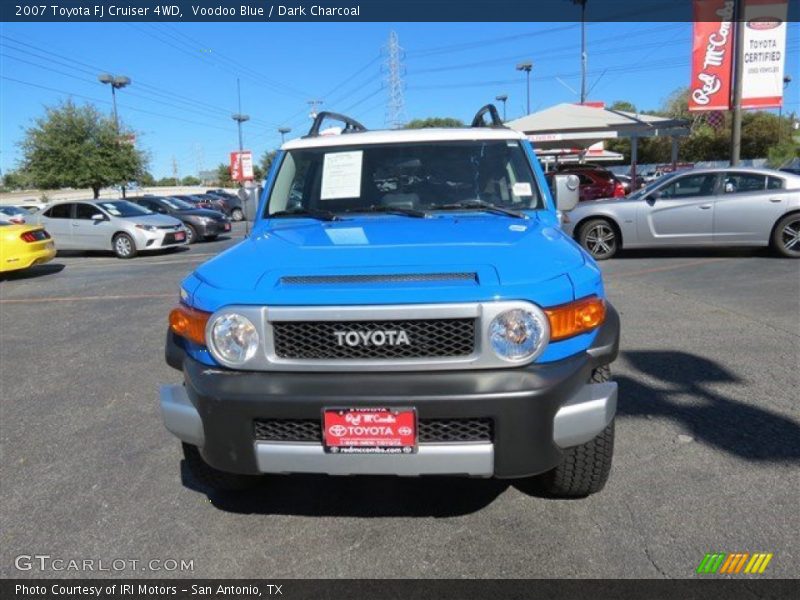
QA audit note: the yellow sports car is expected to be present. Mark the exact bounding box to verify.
[0,222,56,273]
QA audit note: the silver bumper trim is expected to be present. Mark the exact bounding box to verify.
[254,442,495,477]
[553,381,617,448]
[159,384,205,447]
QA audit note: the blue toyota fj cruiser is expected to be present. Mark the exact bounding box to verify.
[160,106,620,497]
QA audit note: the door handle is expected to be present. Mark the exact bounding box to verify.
[71,223,80,227]
[769,198,782,203]
[699,204,712,209]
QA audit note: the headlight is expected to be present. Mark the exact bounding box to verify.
[489,308,548,362]
[207,312,259,366]
[135,223,157,231]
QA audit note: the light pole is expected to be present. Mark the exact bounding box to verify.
[232,78,250,234]
[278,127,291,144]
[779,75,792,143]
[495,94,508,121]
[98,73,131,197]
[516,61,532,115]
[571,0,588,104]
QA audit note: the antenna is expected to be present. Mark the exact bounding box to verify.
[383,31,406,128]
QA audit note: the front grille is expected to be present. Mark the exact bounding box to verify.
[158,224,181,230]
[254,418,493,443]
[280,273,477,285]
[272,319,475,360]
[163,233,181,244]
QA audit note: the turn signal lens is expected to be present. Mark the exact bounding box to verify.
[169,305,210,346]
[545,296,606,341]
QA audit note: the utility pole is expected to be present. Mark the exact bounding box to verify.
[578,0,588,103]
[172,156,179,187]
[232,78,251,235]
[307,99,323,120]
[730,0,745,166]
[516,61,532,115]
[779,75,792,143]
[495,94,508,121]
[384,31,406,128]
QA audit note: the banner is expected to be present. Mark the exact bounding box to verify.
[689,0,736,112]
[230,150,253,181]
[741,0,788,108]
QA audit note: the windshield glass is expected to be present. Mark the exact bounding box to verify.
[98,201,153,217]
[160,197,194,210]
[265,140,544,217]
[628,172,680,199]
[0,206,28,216]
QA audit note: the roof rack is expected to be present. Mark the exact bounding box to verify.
[305,111,368,138]
[471,104,506,129]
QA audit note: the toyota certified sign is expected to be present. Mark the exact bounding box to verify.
[741,0,788,109]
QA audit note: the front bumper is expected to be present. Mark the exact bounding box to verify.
[161,305,619,478]
[135,227,188,251]
[195,220,232,237]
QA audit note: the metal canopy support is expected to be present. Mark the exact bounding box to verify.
[671,137,679,170]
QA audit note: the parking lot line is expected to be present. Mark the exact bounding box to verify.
[610,258,729,278]
[0,292,175,304]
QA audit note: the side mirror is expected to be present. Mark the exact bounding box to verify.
[91,213,105,221]
[646,190,662,204]
[552,174,580,212]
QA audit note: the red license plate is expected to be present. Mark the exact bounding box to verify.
[323,408,416,454]
[174,232,186,241]
[224,223,231,231]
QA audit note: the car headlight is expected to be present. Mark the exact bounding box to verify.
[207,312,259,366]
[489,308,549,362]
[135,223,157,231]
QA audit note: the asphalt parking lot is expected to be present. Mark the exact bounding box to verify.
[1,224,798,579]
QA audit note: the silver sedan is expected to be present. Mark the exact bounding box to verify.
[562,167,800,259]
[35,200,188,258]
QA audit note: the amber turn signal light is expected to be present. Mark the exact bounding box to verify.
[545,296,606,341]
[169,305,211,346]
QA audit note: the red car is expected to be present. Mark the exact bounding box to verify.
[547,167,626,202]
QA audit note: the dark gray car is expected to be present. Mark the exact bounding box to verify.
[129,196,231,244]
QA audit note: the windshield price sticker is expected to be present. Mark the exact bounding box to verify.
[512,182,533,197]
[321,150,363,200]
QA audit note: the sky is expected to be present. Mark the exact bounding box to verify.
[1,21,798,178]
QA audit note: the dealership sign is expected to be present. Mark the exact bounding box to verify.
[689,0,736,111]
[229,150,253,181]
[741,0,788,108]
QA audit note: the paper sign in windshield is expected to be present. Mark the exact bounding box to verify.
[321,151,363,200]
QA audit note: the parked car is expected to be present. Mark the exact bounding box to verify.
[548,166,625,201]
[35,200,187,258]
[0,205,31,224]
[0,222,56,273]
[160,105,620,498]
[205,190,245,221]
[562,167,800,259]
[779,167,800,176]
[614,174,643,194]
[169,194,216,210]
[129,196,231,244]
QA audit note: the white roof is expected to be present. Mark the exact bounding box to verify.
[282,127,525,150]
[506,103,685,133]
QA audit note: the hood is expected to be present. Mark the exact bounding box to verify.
[175,208,227,219]
[191,214,587,307]
[133,213,184,227]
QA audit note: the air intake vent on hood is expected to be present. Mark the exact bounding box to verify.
[280,272,478,285]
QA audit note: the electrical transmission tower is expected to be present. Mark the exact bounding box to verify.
[383,31,406,128]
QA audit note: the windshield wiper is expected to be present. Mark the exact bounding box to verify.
[344,205,429,218]
[270,208,340,221]
[437,200,527,219]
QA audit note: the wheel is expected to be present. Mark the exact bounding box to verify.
[772,213,800,258]
[184,224,198,245]
[578,219,619,260]
[113,233,137,259]
[182,443,259,492]
[230,207,244,222]
[538,366,615,497]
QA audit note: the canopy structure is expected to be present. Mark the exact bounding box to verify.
[507,103,690,178]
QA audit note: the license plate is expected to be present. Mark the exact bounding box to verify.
[174,232,186,241]
[224,223,231,231]
[323,408,416,454]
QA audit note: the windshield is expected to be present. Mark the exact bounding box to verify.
[0,206,28,216]
[265,140,544,217]
[98,201,153,217]
[160,197,194,210]
[628,172,680,199]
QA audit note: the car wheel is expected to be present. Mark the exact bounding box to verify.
[182,443,259,492]
[230,207,244,222]
[579,219,618,260]
[772,213,800,258]
[113,233,137,259]
[185,224,198,245]
[536,366,615,497]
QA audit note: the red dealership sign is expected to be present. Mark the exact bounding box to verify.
[689,0,736,111]
[229,150,253,182]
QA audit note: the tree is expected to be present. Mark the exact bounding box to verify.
[20,100,147,198]
[181,175,201,186]
[767,140,800,168]
[216,162,233,187]
[260,150,277,178]
[2,170,30,190]
[609,100,637,113]
[156,177,176,186]
[138,171,156,186]
[404,117,465,129]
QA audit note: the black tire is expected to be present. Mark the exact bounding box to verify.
[538,365,615,497]
[230,207,244,222]
[182,443,260,492]
[185,224,198,245]
[578,218,619,260]
[112,233,137,259]
[771,213,800,258]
